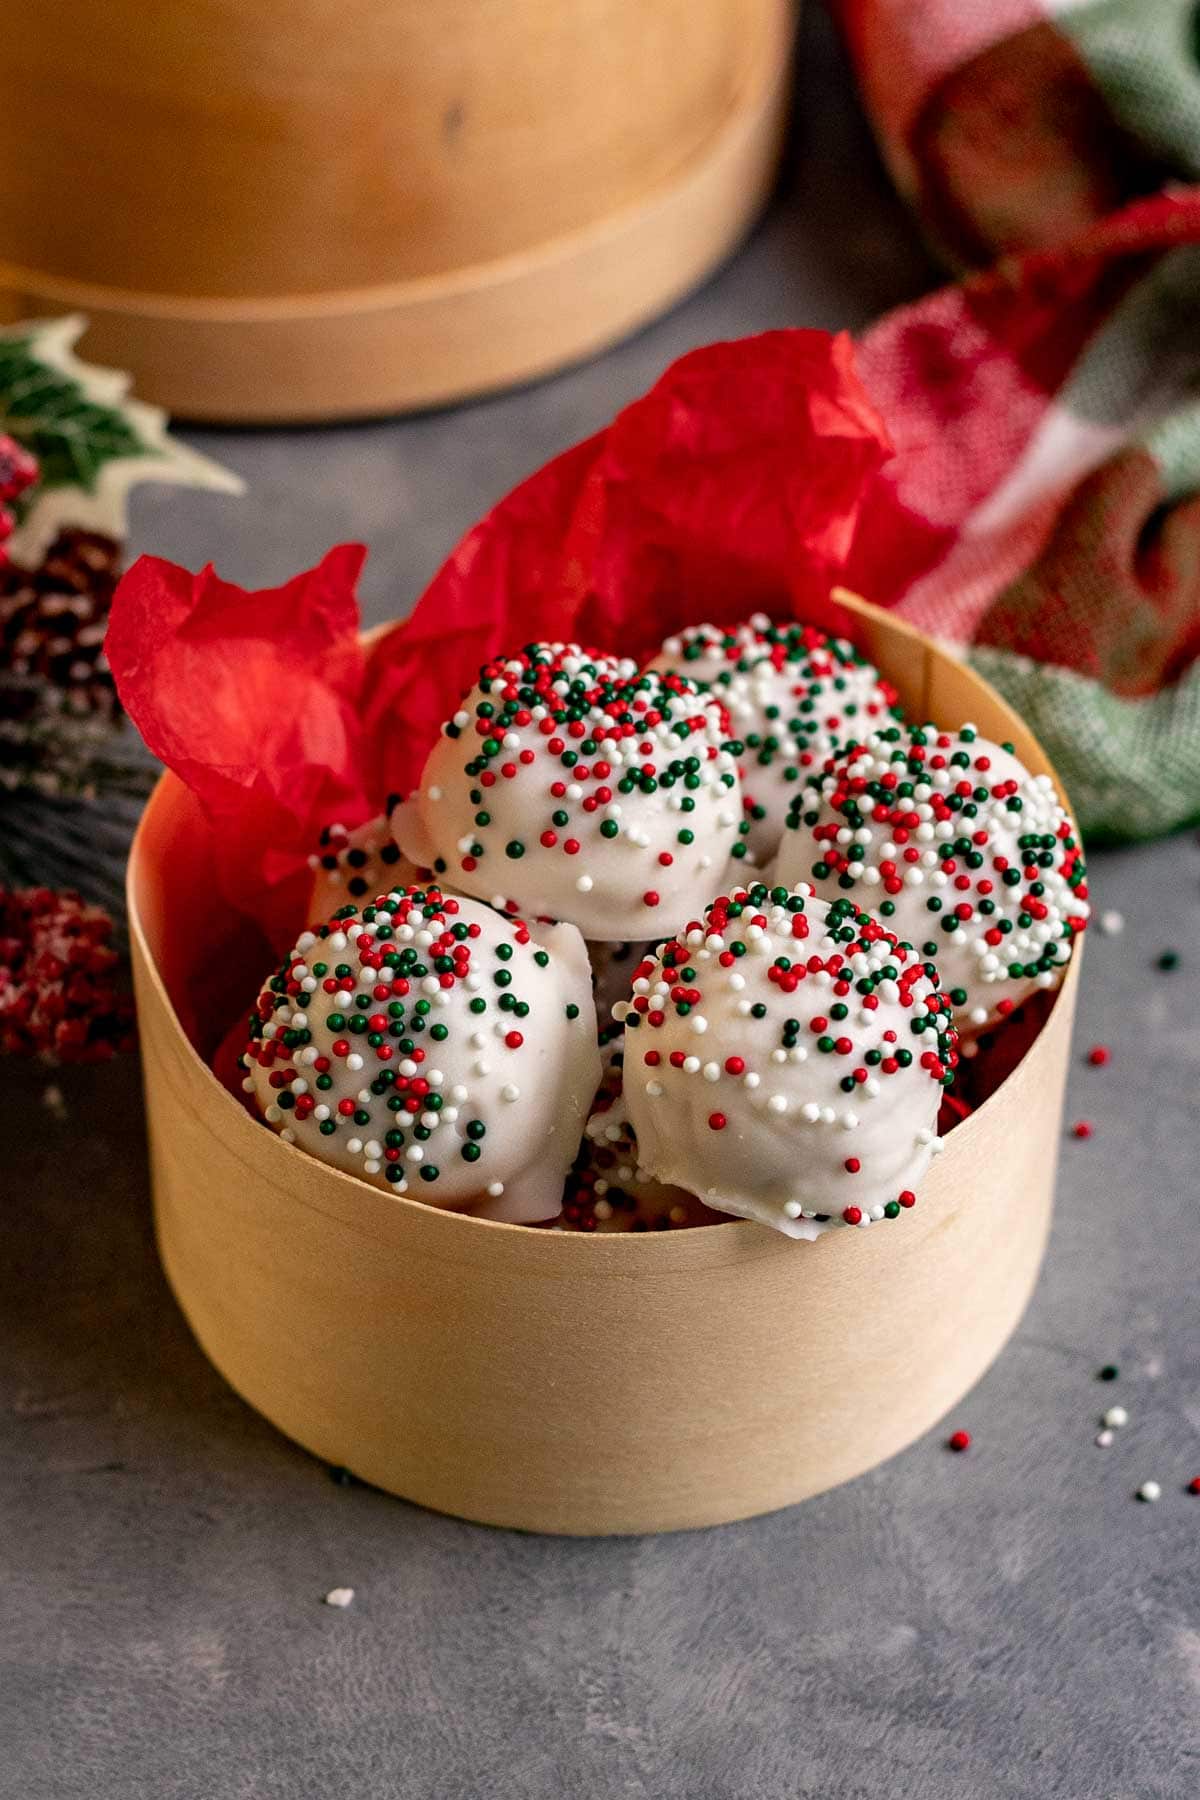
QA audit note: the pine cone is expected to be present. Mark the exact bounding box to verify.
[0,528,123,716]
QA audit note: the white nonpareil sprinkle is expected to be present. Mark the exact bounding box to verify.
[1099,910,1125,936]
[324,1587,355,1608]
[1137,1481,1161,1503]
[1103,1405,1129,1429]
[1095,1429,1114,1448]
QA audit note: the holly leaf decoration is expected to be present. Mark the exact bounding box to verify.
[0,334,149,494]
[0,316,242,562]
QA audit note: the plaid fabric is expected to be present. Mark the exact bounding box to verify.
[837,0,1200,838]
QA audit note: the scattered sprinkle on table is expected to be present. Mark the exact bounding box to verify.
[947,1429,971,1452]
[1099,910,1124,936]
[1095,1430,1114,1448]
[1086,1045,1110,1067]
[1103,1405,1128,1429]
[1155,949,1180,971]
[1189,1476,1200,1495]
[1136,1481,1161,1503]
[1098,1364,1119,1381]
[324,1587,355,1608]
[1072,1120,1094,1139]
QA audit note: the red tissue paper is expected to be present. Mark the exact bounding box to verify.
[108,545,371,939]
[108,330,893,939]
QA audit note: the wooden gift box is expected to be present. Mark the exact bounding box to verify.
[2,0,794,421]
[127,593,1081,1534]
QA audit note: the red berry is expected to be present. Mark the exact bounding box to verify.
[0,434,38,503]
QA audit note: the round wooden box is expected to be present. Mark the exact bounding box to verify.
[127,593,1082,1534]
[1,0,795,421]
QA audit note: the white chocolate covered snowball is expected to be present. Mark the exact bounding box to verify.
[618,882,958,1240]
[649,615,901,864]
[774,723,1090,1031]
[306,816,425,918]
[392,643,743,941]
[241,884,600,1224]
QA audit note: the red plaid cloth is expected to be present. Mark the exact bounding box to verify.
[838,0,1200,838]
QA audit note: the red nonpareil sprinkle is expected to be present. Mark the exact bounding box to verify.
[708,1112,727,1131]
[1087,1045,1110,1066]
[842,1206,862,1225]
[1072,1120,1094,1139]
[504,1030,524,1049]
[948,1430,971,1453]
[1189,1476,1200,1495]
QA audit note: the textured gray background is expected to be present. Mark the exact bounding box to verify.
[4,10,1199,1797]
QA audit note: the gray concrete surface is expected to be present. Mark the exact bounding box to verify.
[3,9,1198,1797]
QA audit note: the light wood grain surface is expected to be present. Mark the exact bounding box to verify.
[2,0,795,418]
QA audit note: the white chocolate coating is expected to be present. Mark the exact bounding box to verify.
[392,643,743,941]
[619,882,957,1239]
[649,616,900,864]
[773,723,1090,1031]
[306,816,425,919]
[242,885,600,1224]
